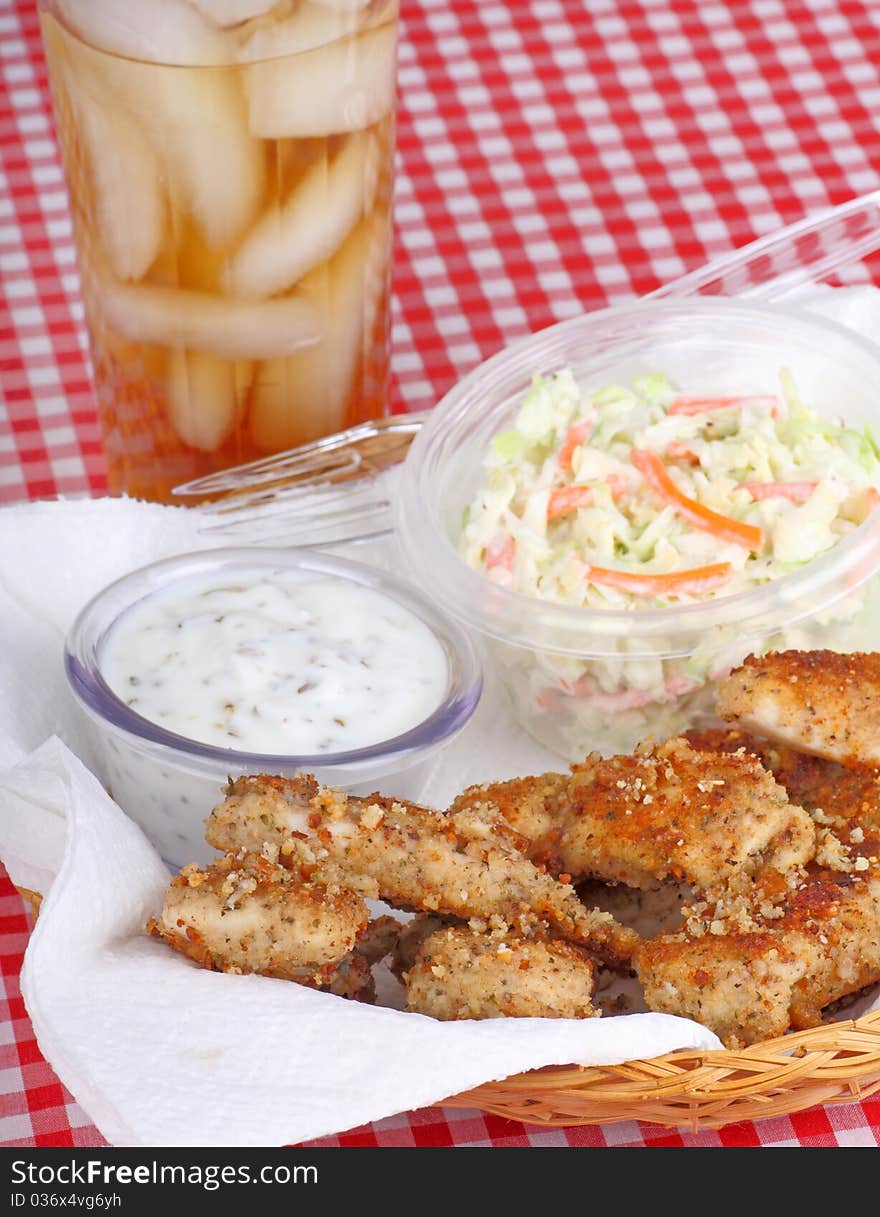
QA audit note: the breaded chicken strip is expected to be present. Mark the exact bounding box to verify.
[405,926,598,1021]
[147,849,373,998]
[563,739,815,891]
[717,650,880,768]
[205,774,638,968]
[685,726,880,836]
[636,928,805,1048]
[454,739,814,893]
[637,835,880,1047]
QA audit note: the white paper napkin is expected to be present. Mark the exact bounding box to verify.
[2,284,879,1148]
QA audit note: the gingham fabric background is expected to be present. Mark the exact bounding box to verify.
[2,0,880,1148]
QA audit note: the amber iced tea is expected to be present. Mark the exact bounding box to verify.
[40,1,397,501]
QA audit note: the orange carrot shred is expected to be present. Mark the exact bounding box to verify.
[743,481,817,504]
[665,441,700,465]
[487,535,515,570]
[557,420,593,472]
[584,562,733,596]
[631,448,764,551]
[547,485,593,520]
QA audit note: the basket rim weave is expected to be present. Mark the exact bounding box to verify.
[15,885,880,1134]
[445,1007,880,1132]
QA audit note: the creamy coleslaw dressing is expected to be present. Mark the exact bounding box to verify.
[100,569,450,754]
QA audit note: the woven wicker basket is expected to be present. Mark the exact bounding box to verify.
[446,1010,880,1132]
[16,885,880,1133]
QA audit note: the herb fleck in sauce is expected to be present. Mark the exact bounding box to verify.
[101,570,449,754]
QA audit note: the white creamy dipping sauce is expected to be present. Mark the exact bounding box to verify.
[100,569,450,754]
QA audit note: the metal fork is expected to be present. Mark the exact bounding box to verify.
[175,188,880,547]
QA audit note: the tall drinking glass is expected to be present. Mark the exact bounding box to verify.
[39,0,398,502]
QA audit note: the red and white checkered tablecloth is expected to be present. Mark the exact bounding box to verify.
[3,0,880,1148]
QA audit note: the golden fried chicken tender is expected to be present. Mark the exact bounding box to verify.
[404,926,599,1021]
[685,726,880,836]
[558,738,816,891]
[717,650,880,769]
[636,928,805,1048]
[783,862,880,1028]
[637,845,880,1047]
[205,774,638,968]
[147,849,372,997]
[456,739,814,893]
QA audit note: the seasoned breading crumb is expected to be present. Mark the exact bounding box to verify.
[682,879,790,939]
[359,804,385,830]
[220,868,258,911]
[814,828,855,874]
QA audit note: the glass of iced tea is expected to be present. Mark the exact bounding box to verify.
[39,0,397,502]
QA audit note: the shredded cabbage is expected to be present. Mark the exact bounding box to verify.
[460,368,880,755]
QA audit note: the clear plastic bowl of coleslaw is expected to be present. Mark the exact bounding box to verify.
[395,297,880,759]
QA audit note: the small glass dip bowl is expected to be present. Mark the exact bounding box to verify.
[396,296,880,759]
[65,546,482,867]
